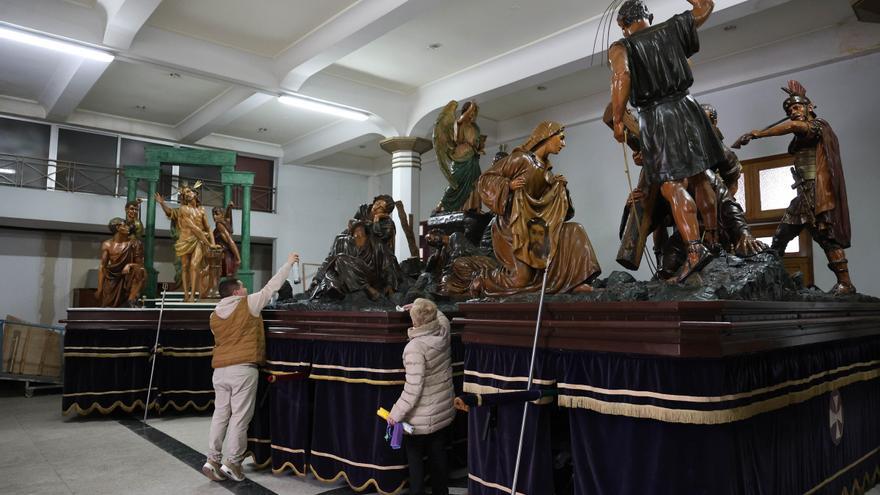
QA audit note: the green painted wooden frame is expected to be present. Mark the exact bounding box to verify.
[124,146,256,297]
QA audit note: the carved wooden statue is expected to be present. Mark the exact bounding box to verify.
[432,100,487,214]
[124,199,144,240]
[606,102,766,279]
[445,121,601,297]
[735,80,855,295]
[212,202,241,277]
[155,182,219,302]
[308,195,404,300]
[96,218,145,307]
[609,0,725,282]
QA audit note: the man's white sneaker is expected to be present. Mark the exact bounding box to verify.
[220,462,246,482]
[201,460,226,481]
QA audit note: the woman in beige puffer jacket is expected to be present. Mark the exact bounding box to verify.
[388,298,453,495]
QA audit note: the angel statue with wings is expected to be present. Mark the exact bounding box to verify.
[432,100,487,214]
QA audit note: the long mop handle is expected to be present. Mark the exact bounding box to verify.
[143,283,168,423]
[510,262,552,495]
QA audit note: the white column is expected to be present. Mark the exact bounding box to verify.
[47,125,59,191]
[380,137,432,260]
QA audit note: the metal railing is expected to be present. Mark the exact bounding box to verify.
[0,153,276,212]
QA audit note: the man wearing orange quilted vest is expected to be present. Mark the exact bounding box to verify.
[201,251,299,482]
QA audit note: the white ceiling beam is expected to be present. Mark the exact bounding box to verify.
[175,87,273,143]
[0,0,104,44]
[40,57,112,121]
[282,120,385,165]
[276,0,435,91]
[98,0,164,50]
[405,0,790,136]
[125,25,279,90]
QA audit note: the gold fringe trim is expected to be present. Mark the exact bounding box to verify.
[309,450,407,471]
[312,363,405,373]
[244,450,272,470]
[65,346,149,351]
[161,346,214,351]
[271,461,306,476]
[271,444,306,455]
[159,399,213,413]
[64,352,150,358]
[804,447,880,495]
[64,388,154,397]
[63,399,149,416]
[558,359,880,404]
[161,351,213,357]
[839,465,880,495]
[247,437,271,444]
[467,472,527,495]
[309,465,405,495]
[265,359,310,367]
[559,368,880,424]
[308,374,404,386]
[463,382,554,405]
[464,369,555,385]
[62,398,214,416]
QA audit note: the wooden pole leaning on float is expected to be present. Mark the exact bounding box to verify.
[394,200,420,258]
[143,283,168,424]
[510,250,552,495]
[602,103,659,271]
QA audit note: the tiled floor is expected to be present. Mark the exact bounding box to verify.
[1,386,877,494]
[0,386,467,495]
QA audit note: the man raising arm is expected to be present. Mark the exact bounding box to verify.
[202,251,300,482]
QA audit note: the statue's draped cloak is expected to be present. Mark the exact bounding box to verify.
[470,148,600,296]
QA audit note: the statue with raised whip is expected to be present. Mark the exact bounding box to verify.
[609,0,725,282]
[734,80,855,295]
[609,102,766,279]
[432,100,486,214]
[96,218,145,307]
[446,121,601,297]
[155,181,220,302]
[308,195,404,300]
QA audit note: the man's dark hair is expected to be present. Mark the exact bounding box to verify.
[219,278,241,298]
[618,0,653,27]
[372,194,395,214]
[125,200,139,210]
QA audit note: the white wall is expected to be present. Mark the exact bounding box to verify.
[271,164,371,293]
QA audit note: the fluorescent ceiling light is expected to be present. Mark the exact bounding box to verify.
[0,168,16,175]
[278,95,370,121]
[0,26,114,62]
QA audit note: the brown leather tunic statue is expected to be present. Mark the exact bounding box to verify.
[736,80,854,295]
[447,121,601,297]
